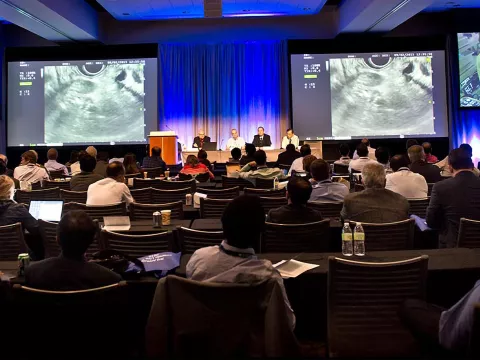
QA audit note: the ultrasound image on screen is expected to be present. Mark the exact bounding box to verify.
[458,33,480,107]
[330,57,434,137]
[44,64,145,143]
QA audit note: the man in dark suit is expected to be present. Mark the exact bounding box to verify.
[25,210,122,290]
[408,145,442,183]
[426,148,480,248]
[275,144,301,167]
[341,162,409,223]
[267,177,323,224]
[252,126,272,148]
[192,129,211,149]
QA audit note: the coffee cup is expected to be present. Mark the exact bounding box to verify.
[161,210,171,226]
[164,170,170,178]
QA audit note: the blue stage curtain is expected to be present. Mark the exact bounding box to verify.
[159,41,289,149]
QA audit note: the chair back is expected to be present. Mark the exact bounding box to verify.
[151,187,191,204]
[328,255,428,357]
[0,223,27,260]
[408,198,430,218]
[333,163,349,174]
[60,189,88,204]
[15,187,60,205]
[457,218,480,248]
[194,172,210,183]
[427,183,435,196]
[44,180,70,190]
[39,220,61,257]
[133,178,162,189]
[350,219,415,251]
[178,173,193,181]
[307,201,343,219]
[255,177,276,189]
[130,201,184,220]
[262,220,330,253]
[63,202,127,219]
[102,230,173,257]
[158,179,196,192]
[130,188,152,203]
[244,188,286,198]
[259,197,288,215]
[125,173,143,180]
[200,198,232,219]
[222,175,253,190]
[196,186,239,200]
[178,227,225,254]
[48,170,65,180]
[143,167,164,178]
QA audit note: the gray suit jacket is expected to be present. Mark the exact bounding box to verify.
[340,188,409,223]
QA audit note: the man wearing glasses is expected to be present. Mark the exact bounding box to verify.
[192,129,211,149]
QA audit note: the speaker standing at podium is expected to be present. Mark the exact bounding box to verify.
[192,129,211,149]
[252,126,272,148]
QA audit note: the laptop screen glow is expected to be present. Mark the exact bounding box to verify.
[28,200,63,222]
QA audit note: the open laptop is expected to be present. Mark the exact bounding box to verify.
[202,142,217,151]
[29,200,64,222]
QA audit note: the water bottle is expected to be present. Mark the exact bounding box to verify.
[342,222,353,256]
[273,177,279,190]
[354,222,365,256]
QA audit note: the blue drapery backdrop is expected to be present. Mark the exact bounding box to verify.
[158,40,289,149]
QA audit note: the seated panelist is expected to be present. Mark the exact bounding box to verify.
[252,126,272,148]
[192,129,211,149]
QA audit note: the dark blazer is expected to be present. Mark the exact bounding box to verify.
[275,151,301,167]
[267,204,323,224]
[70,172,104,191]
[426,171,480,248]
[410,160,442,183]
[252,134,272,148]
[25,255,122,291]
[192,136,211,148]
[340,188,409,223]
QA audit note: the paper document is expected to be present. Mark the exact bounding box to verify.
[273,259,319,278]
[103,216,131,231]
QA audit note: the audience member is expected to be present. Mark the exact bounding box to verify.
[422,142,438,163]
[408,145,442,183]
[180,155,214,180]
[236,150,286,184]
[375,147,391,173]
[0,160,19,188]
[352,138,376,160]
[349,144,377,173]
[267,177,323,224]
[86,146,97,159]
[239,143,256,166]
[334,144,351,165]
[386,155,428,199]
[275,144,301,167]
[142,146,167,171]
[70,152,104,191]
[65,150,79,167]
[44,148,68,176]
[229,148,242,163]
[186,195,295,329]
[406,139,419,150]
[25,210,122,290]
[87,162,134,205]
[309,159,349,202]
[123,153,141,175]
[0,154,13,177]
[341,163,409,223]
[197,149,211,168]
[288,144,311,175]
[93,151,109,177]
[435,143,480,177]
[302,155,317,177]
[426,148,480,248]
[13,150,49,184]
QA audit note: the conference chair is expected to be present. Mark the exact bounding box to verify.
[427,183,435,196]
[244,188,286,198]
[350,219,415,251]
[151,187,191,204]
[200,198,232,219]
[307,201,343,219]
[143,167,164,178]
[258,196,288,215]
[133,178,162,189]
[457,218,480,248]
[194,172,211,183]
[145,276,299,358]
[222,175,253,190]
[48,170,65,180]
[31,182,42,190]
[102,230,174,257]
[63,202,127,220]
[15,187,60,205]
[130,201,184,221]
[196,186,239,200]
[43,180,70,190]
[278,164,291,171]
[178,227,225,254]
[261,219,330,253]
[157,179,196,192]
[328,255,428,358]
[0,223,28,260]
[130,188,152,204]
[60,189,88,204]
[408,198,430,218]
[333,163,349,175]
[39,220,61,258]
[255,178,277,189]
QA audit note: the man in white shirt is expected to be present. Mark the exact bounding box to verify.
[349,144,377,172]
[225,129,246,151]
[281,128,299,149]
[352,138,376,160]
[87,161,133,206]
[14,150,49,184]
[386,154,428,199]
[288,144,311,175]
[44,148,68,176]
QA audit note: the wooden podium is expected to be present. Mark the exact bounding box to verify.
[148,131,178,166]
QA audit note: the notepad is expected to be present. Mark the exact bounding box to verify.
[273,259,319,278]
[103,216,131,231]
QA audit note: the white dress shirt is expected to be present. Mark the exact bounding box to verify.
[288,157,305,175]
[352,146,376,160]
[281,135,300,149]
[70,161,81,176]
[44,160,69,176]
[13,164,49,184]
[348,157,378,172]
[385,168,428,199]
[86,178,134,205]
[226,137,246,150]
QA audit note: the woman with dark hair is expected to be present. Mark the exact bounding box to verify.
[240,143,256,166]
[197,150,211,168]
[123,153,141,175]
[65,151,79,167]
[180,155,214,180]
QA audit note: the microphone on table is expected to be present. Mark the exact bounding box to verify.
[219,139,224,151]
